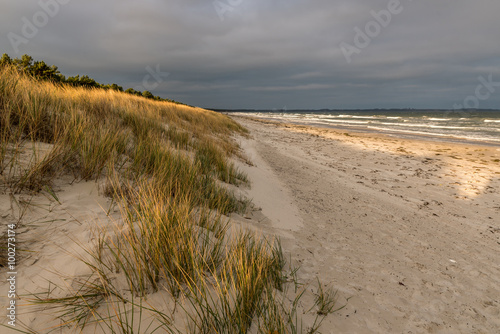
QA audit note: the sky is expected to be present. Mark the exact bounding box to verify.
[1,0,500,110]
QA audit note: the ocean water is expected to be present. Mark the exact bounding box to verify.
[230,110,500,146]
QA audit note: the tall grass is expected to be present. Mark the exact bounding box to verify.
[0,65,340,333]
[0,65,246,193]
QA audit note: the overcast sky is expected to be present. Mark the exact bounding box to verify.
[1,0,500,109]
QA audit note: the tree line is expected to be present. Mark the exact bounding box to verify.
[0,53,185,105]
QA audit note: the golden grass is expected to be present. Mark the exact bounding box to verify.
[0,65,339,333]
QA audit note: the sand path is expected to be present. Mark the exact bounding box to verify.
[233,116,500,334]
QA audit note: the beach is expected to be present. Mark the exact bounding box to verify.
[1,102,498,332]
[231,116,500,333]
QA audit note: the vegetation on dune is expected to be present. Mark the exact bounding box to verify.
[0,61,340,333]
[0,53,186,105]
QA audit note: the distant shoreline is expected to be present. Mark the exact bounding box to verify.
[211,108,500,113]
[274,119,500,148]
[228,112,500,148]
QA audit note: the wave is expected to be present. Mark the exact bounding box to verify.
[351,116,377,119]
[428,118,452,121]
[373,122,498,131]
[314,115,342,119]
[321,119,370,124]
[366,126,500,142]
[429,125,477,130]
[337,115,377,119]
[378,122,462,129]
[229,111,500,144]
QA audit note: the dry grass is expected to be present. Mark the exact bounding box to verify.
[0,65,339,333]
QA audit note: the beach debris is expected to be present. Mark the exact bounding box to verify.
[488,226,500,234]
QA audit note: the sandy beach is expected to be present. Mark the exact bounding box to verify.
[231,116,500,333]
[1,111,499,333]
[3,1,500,331]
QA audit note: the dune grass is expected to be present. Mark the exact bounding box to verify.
[0,65,340,333]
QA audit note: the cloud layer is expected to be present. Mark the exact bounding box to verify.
[1,0,500,109]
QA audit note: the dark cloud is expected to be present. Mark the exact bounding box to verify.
[1,0,500,109]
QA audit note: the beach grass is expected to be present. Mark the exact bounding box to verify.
[0,65,339,333]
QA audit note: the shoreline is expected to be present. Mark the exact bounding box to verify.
[226,114,500,148]
[231,116,500,333]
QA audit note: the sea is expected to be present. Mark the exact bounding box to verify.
[228,110,500,146]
